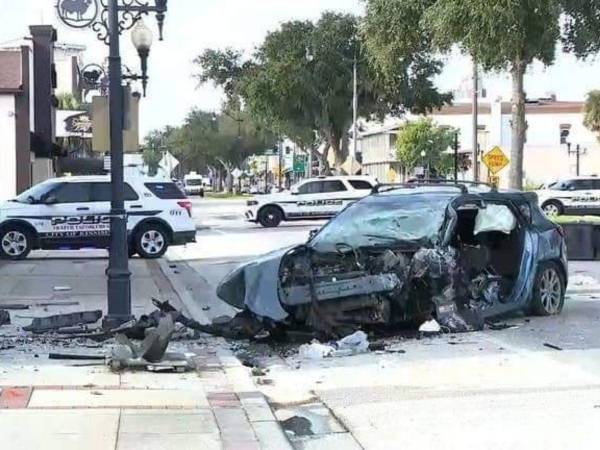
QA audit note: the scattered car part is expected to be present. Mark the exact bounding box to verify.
[0,310,10,326]
[48,353,105,360]
[22,310,102,333]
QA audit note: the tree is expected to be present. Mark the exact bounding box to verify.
[422,0,561,190]
[396,118,457,176]
[196,11,451,171]
[161,109,275,192]
[563,0,600,57]
[142,129,168,177]
[362,0,451,115]
[584,90,600,141]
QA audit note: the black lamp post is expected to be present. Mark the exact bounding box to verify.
[56,0,168,329]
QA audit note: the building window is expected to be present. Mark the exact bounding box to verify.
[560,124,571,145]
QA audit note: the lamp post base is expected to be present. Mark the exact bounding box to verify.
[102,314,135,331]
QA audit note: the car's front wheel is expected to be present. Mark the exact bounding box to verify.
[135,224,169,259]
[0,227,33,260]
[542,200,563,217]
[258,206,283,228]
[530,262,565,316]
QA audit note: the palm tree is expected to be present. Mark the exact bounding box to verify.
[584,90,600,142]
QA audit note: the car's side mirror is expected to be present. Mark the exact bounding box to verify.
[309,229,319,240]
[291,188,299,195]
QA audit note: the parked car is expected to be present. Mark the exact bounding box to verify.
[536,176,600,216]
[0,176,196,260]
[245,176,378,227]
[219,183,568,336]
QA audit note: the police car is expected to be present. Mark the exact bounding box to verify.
[0,176,196,260]
[536,176,600,216]
[245,176,377,227]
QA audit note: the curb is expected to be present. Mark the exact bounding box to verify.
[158,259,212,324]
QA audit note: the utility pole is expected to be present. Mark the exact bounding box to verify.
[454,132,459,183]
[567,143,586,176]
[472,60,479,182]
[278,140,283,191]
[264,155,269,193]
[352,55,358,161]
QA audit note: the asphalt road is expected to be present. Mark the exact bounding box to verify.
[173,198,600,450]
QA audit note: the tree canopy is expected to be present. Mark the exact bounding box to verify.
[396,118,458,175]
[584,90,600,142]
[195,11,452,171]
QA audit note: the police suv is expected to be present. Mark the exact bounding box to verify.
[245,176,377,227]
[0,176,196,260]
[536,176,600,216]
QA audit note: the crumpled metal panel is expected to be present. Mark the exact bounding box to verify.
[239,248,290,321]
[281,273,400,306]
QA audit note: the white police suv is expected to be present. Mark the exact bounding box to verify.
[245,176,377,227]
[0,176,196,260]
[536,176,600,216]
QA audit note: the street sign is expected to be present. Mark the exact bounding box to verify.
[293,155,306,173]
[482,146,510,175]
[231,168,243,179]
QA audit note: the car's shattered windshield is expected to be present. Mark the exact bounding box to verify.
[310,193,453,253]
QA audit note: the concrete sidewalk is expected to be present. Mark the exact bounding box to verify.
[0,254,291,450]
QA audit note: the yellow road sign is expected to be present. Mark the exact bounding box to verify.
[482,146,510,175]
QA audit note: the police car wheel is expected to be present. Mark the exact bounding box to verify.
[135,225,169,259]
[0,227,32,260]
[542,200,563,217]
[258,206,283,228]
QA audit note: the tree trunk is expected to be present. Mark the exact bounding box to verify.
[509,61,526,190]
[338,130,350,170]
[320,144,331,175]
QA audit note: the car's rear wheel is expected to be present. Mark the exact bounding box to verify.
[530,262,565,316]
[542,200,563,217]
[0,227,33,260]
[258,206,283,228]
[135,224,169,259]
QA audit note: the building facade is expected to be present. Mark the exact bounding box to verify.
[360,98,599,187]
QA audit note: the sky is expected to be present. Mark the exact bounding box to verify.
[2,0,600,137]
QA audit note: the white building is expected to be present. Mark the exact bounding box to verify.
[53,42,86,98]
[360,97,599,187]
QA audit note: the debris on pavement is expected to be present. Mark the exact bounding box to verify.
[53,286,72,292]
[22,310,103,333]
[108,313,196,372]
[281,416,314,437]
[419,319,441,334]
[298,331,371,359]
[543,342,563,351]
[1,304,30,310]
[48,352,105,360]
[0,310,10,326]
[298,341,335,360]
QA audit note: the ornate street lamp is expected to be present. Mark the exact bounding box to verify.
[56,0,168,329]
[125,19,153,96]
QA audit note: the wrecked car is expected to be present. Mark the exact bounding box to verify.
[217,183,568,336]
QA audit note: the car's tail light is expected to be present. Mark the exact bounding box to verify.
[178,200,192,217]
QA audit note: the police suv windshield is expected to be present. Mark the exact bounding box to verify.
[14,181,60,204]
